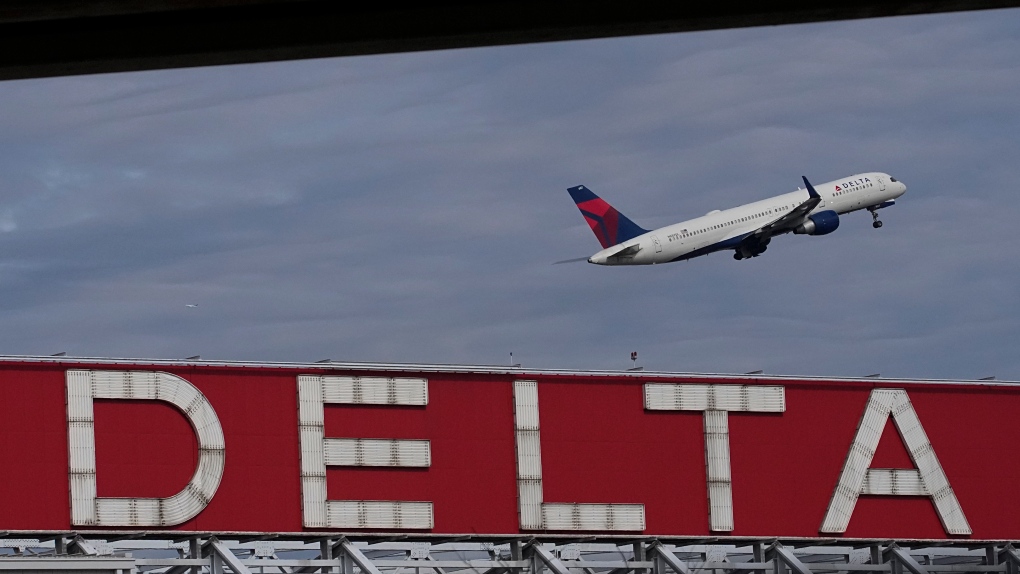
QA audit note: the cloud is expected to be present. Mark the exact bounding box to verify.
[0,9,1018,380]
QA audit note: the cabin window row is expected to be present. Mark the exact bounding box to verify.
[680,204,796,238]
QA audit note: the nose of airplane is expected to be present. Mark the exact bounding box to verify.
[889,176,907,196]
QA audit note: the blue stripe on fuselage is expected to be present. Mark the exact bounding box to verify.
[669,232,752,262]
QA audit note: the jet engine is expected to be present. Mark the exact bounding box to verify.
[794,210,840,235]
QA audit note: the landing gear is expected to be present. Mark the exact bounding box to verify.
[869,208,883,229]
[734,241,768,261]
[873,220,883,229]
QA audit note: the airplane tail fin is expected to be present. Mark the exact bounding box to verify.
[567,185,649,249]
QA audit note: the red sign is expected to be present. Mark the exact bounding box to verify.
[0,359,1018,539]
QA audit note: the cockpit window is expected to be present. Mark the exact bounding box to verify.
[889,177,898,182]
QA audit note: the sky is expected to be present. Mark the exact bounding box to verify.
[0,8,1018,380]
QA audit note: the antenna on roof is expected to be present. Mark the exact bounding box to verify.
[627,352,643,371]
[864,373,881,378]
[185,355,201,360]
[979,376,996,381]
[315,359,333,363]
[51,352,66,357]
[745,370,763,375]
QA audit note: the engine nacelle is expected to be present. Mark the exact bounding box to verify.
[794,210,840,236]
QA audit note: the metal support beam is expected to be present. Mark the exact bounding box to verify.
[319,538,334,574]
[999,546,1020,574]
[884,546,930,574]
[512,540,524,561]
[648,542,692,574]
[484,544,510,574]
[768,543,813,574]
[988,547,999,566]
[69,535,98,556]
[634,542,647,574]
[752,543,765,564]
[511,540,525,574]
[428,556,450,574]
[164,540,202,574]
[870,546,883,567]
[337,543,355,574]
[529,543,574,574]
[191,537,202,574]
[4,535,1020,574]
[0,556,136,570]
[338,539,386,574]
[206,537,254,574]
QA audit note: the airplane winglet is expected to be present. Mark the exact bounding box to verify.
[802,176,820,199]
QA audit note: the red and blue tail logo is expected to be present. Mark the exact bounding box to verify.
[567,185,649,249]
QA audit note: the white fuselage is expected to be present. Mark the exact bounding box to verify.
[588,172,907,265]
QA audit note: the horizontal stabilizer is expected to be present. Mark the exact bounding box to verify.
[608,244,642,258]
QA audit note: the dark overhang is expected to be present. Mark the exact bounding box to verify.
[0,1,1018,81]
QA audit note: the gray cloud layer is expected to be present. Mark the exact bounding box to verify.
[0,9,1018,379]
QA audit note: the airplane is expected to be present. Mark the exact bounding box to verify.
[565,172,907,265]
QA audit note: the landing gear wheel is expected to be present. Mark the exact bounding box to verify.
[869,209,883,229]
[873,220,883,229]
[733,252,743,260]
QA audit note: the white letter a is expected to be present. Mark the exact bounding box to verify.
[820,388,970,535]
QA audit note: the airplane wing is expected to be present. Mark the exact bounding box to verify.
[740,175,822,247]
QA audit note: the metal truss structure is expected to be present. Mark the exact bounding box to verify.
[1,536,1019,574]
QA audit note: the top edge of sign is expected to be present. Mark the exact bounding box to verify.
[0,353,1014,387]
